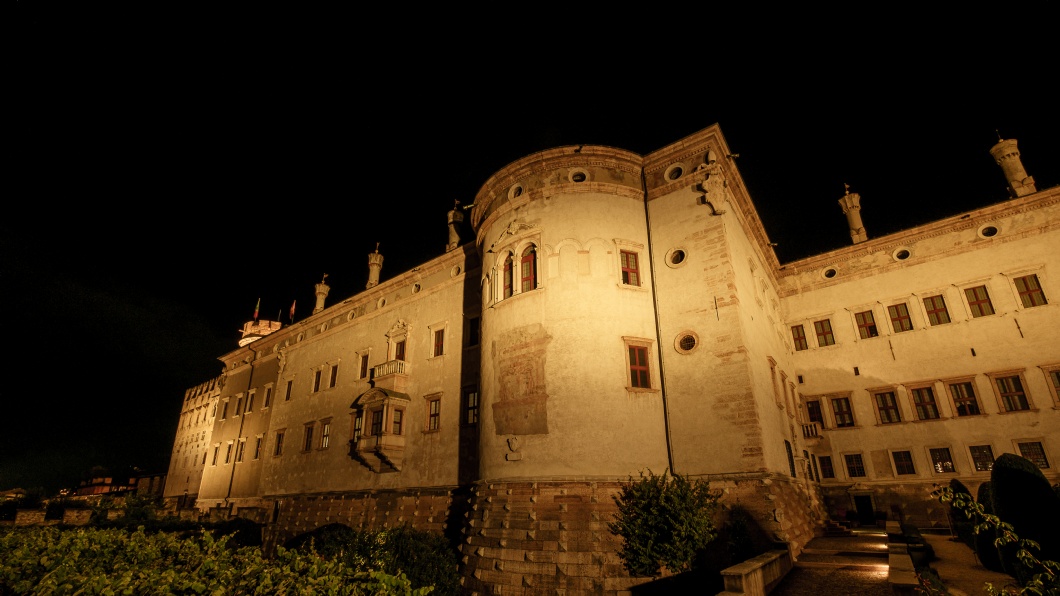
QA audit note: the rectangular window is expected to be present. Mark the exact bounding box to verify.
[285,380,294,401]
[264,387,272,408]
[1014,274,1047,307]
[360,354,370,379]
[831,397,854,427]
[503,256,513,298]
[784,440,796,477]
[806,400,823,425]
[464,386,479,426]
[253,436,262,460]
[844,453,866,477]
[791,325,808,351]
[211,445,219,466]
[874,391,902,423]
[819,455,835,479]
[329,365,338,388]
[855,310,878,339]
[320,422,331,449]
[1017,441,1049,468]
[352,412,363,445]
[313,370,322,392]
[965,285,995,317]
[221,400,229,419]
[434,329,445,357]
[887,303,913,333]
[912,387,941,420]
[392,409,404,435]
[629,346,650,389]
[811,454,821,482]
[948,381,981,416]
[923,295,951,325]
[225,443,233,464]
[520,247,537,292]
[930,447,956,473]
[303,425,314,451]
[235,439,245,463]
[235,396,243,416]
[467,317,480,347]
[274,430,285,456]
[395,340,406,361]
[969,445,994,471]
[246,393,255,413]
[370,410,384,436]
[995,375,1029,411]
[893,451,916,475]
[427,398,441,431]
[620,250,640,286]
[814,319,835,347]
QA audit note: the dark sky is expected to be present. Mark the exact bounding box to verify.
[5,4,1058,492]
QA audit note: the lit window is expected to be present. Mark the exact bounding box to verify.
[948,381,982,416]
[1017,441,1049,468]
[320,422,331,449]
[831,397,854,427]
[463,386,479,426]
[855,310,878,339]
[930,447,956,473]
[874,391,902,423]
[965,285,995,318]
[911,387,941,420]
[969,445,994,471]
[620,250,641,286]
[994,375,1030,411]
[923,295,951,325]
[791,325,808,351]
[303,424,314,451]
[427,397,441,431]
[274,430,285,456]
[814,319,835,347]
[892,451,916,475]
[434,329,445,357]
[887,303,913,333]
[1014,274,1047,307]
[819,455,835,479]
[392,409,404,435]
[520,246,537,292]
[629,346,650,389]
[844,453,866,477]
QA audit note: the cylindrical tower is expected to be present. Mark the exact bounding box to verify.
[990,137,1036,198]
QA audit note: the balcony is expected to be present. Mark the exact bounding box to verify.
[371,359,409,393]
[349,433,405,473]
[801,422,822,446]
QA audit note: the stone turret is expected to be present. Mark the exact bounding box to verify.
[838,184,867,244]
[313,274,330,314]
[990,137,1036,198]
[367,244,383,289]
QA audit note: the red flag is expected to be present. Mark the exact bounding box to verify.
[253,297,260,321]
[289,300,296,321]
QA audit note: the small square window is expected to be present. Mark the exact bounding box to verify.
[923,295,951,325]
[814,319,835,347]
[844,453,866,477]
[969,445,994,471]
[930,447,956,473]
[887,303,913,333]
[791,325,809,351]
[1017,441,1050,469]
[1014,274,1047,308]
[855,310,878,339]
[620,250,641,286]
[819,455,835,479]
[965,285,995,318]
[892,451,916,475]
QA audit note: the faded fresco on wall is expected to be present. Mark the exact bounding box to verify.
[493,324,550,435]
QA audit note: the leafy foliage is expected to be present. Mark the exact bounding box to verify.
[990,453,1060,585]
[608,469,720,577]
[0,525,434,595]
[974,481,1005,573]
[948,478,975,547]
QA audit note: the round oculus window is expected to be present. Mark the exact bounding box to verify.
[978,225,999,238]
[823,267,838,279]
[674,331,700,354]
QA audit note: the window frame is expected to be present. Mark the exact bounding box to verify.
[359,351,370,379]
[463,385,479,426]
[922,294,951,326]
[964,284,995,318]
[1015,440,1050,469]
[891,450,917,476]
[830,395,855,428]
[429,323,448,358]
[1039,363,1060,408]
[944,377,983,417]
[263,385,273,409]
[907,383,943,421]
[791,324,809,351]
[302,423,315,452]
[986,370,1034,413]
[329,363,339,389]
[854,309,879,339]
[620,250,641,287]
[1012,273,1048,308]
[319,420,331,449]
[819,455,835,479]
[273,429,285,456]
[887,302,914,333]
[871,389,903,424]
[284,380,293,401]
[843,452,867,478]
[814,318,835,347]
[928,446,957,474]
[623,337,656,392]
[520,245,537,293]
[425,394,442,432]
[968,444,995,472]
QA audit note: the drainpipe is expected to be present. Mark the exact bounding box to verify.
[641,169,676,474]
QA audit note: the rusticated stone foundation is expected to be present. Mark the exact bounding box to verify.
[819,481,951,530]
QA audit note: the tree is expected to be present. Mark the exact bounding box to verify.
[608,469,720,577]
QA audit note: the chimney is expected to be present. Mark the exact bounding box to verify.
[366,243,383,289]
[989,137,1036,198]
[313,274,330,314]
[838,184,867,244]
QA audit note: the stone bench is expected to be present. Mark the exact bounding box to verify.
[717,549,793,596]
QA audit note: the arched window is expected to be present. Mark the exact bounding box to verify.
[503,253,514,298]
[520,246,537,292]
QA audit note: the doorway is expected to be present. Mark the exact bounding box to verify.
[853,495,875,526]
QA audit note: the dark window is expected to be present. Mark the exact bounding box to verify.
[1014,274,1047,307]
[887,303,913,332]
[392,409,404,435]
[235,397,243,416]
[370,410,384,436]
[313,370,322,392]
[855,310,878,339]
[352,412,363,445]
[806,400,824,425]
[285,380,293,401]
[360,354,370,379]
[264,387,273,408]
[211,445,219,465]
[893,451,916,475]
[923,295,951,325]
[303,425,314,451]
[395,340,406,361]
[503,254,513,298]
[811,454,821,482]
[1017,441,1049,468]
[221,401,229,419]
[912,387,940,420]
[520,246,537,292]
[949,381,981,416]
[235,440,245,463]
[791,325,808,351]
[225,443,233,464]
[844,453,866,477]
[969,445,994,471]
[785,440,796,477]
[831,397,854,427]
[930,447,955,473]
[965,285,995,317]
[995,375,1029,411]
[620,250,640,286]
[819,455,835,479]
[253,437,262,460]
[629,346,650,388]
[814,319,835,346]
[468,316,480,346]
[329,365,338,388]
[274,431,285,456]
[464,386,480,426]
[427,398,440,431]
[246,393,255,413]
[434,329,445,357]
[874,391,901,423]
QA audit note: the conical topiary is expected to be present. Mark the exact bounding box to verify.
[990,452,1060,585]
[948,478,975,548]
[973,481,1004,573]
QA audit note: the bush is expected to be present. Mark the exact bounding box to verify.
[608,469,720,577]
[948,479,975,547]
[990,453,1060,584]
[973,482,1005,573]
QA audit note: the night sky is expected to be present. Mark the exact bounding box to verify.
[6,4,1058,493]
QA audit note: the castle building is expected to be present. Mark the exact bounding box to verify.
[163,124,1058,594]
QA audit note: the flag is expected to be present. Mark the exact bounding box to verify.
[289,300,296,321]
[253,297,260,321]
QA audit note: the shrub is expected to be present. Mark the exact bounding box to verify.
[990,453,1060,584]
[948,479,975,547]
[973,482,1005,573]
[608,469,720,577]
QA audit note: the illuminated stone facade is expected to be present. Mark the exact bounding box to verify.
[164,124,1058,594]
